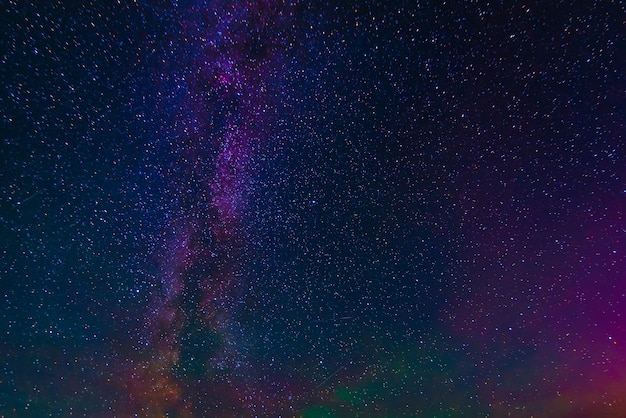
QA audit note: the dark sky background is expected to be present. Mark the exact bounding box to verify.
[1,1,624,417]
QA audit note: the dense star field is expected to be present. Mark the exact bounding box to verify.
[1,0,624,416]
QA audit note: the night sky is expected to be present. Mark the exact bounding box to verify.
[1,1,624,417]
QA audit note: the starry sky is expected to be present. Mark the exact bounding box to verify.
[1,1,624,417]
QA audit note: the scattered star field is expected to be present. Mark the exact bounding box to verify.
[1,1,624,417]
